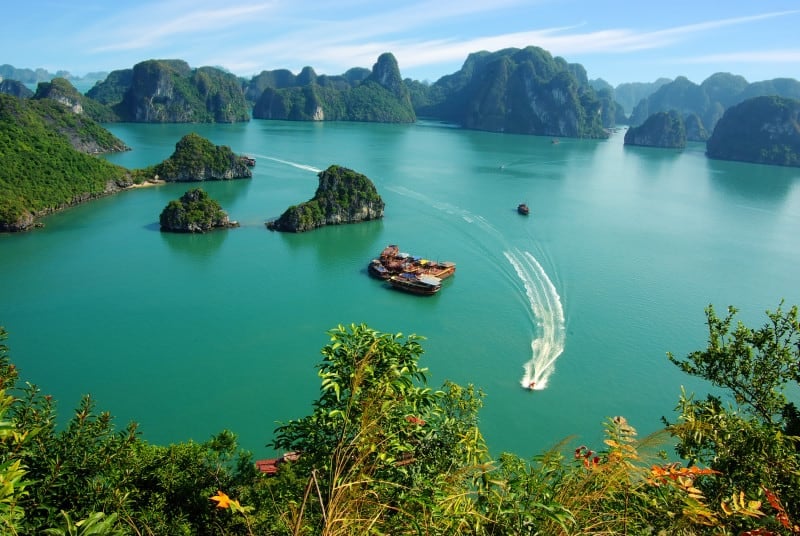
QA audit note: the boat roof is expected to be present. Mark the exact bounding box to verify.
[417,274,442,285]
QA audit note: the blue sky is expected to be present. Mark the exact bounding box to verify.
[3,0,799,86]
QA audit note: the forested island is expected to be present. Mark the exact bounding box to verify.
[0,94,251,230]
[1,302,798,534]
[160,187,238,233]
[267,165,385,232]
[706,96,800,167]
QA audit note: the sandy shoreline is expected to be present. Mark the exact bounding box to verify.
[128,179,166,189]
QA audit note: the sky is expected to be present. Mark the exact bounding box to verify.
[3,0,799,87]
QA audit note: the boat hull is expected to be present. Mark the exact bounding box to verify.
[388,273,441,295]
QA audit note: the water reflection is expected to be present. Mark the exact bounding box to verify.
[158,225,229,257]
[706,157,799,202]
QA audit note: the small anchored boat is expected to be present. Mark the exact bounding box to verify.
[517,203,530,215]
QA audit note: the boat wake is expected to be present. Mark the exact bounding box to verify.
[504,249,565,391]
[387,185,566,391]
[251,154,321,173]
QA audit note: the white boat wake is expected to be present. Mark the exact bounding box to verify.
[252,154,321,173]
[504,249,565,390]
[387,185,566,391]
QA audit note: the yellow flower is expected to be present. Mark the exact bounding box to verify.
[210,490,232,509]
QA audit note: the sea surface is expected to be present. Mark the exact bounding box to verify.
[2,119,799,460]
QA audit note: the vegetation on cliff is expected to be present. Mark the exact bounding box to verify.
[0,79,33,99]
[706,96,800,167]
[159,187,236,232]
[0,94,131,231]
[147,132,252,182]
[252,53,415,123]
[629,73,800,140]
[1,302,798,534]
[415,46,607,138]
[90,60,250,123]
[624,110,686,148]
[267,165,384,232]
[32,77,119,123]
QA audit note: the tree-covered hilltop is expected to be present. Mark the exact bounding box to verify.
[628,73,800,140]
[252,53,415,123]
[32,77,119,123]
[1,303,798,534]
[89,59,250,123]
[267,164,384,232]
[145,132,253,182]
[159,187,237,232]
[0,94,131,231]
[624,110,686,148]
[416,46,608,138]
[706,96,800,167]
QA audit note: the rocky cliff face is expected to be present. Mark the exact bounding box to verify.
[267,165,384,232]
[624,110,686,148]
[113,60,249,123]
[418,46,607,138]
[33,77,85,114]
[706,96,800,167]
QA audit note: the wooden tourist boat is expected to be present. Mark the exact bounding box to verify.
[388,273,442,295]
[367,244,456,281]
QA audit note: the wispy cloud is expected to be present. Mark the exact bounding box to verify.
[228,7,800,75]
[84,1,273,53]
[676,49,800,64]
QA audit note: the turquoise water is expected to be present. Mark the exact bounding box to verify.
[2,120,799,460]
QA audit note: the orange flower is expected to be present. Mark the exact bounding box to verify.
[210,490,232,509]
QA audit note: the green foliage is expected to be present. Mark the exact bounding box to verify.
[416,46,607,138]
[113,60,249,123]
[0,327,254,534]
[151,132,249,181]
[0,94,131,230]
[160,187,231,232]
[667,303,800,533]
[268,165,384,232]
[269,324,492,534]
[707,96,800,167]
[32,77,119,122]
[85,69,133,107]
[252,54,415,123]
[42,511,125,536]
[624,110,687,148]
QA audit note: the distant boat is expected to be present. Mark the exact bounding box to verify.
[242,156,256,167]
[517,203,530,215]
[551,138,560,145]
[388,273,442,295]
